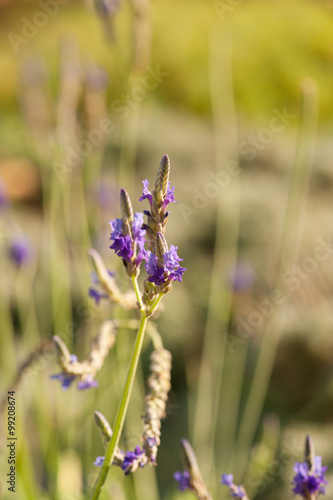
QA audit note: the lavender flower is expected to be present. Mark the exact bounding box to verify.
[109,189,147,277]
[292,457,328,497]
[228,262,255,292]
[89,287,109,304]
[50,355,81,390]
[94,445,148,475]
[94,456,105,467]
[174,470,191,491]
[174,439,212,499]
[9,236,33,266]
[139,179,177,211]
[145,240,186,286]
[121,446,146,475]
[221,474,250,499]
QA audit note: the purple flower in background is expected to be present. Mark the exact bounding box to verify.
[221,473,249,499]
[228,262,255,293]
[50,372,77,390]
[77,376,99,390]
[292,457,328,497]
[94,456,105,467]
[174,470,191,491]
[89,288,108,304]
[9,236,33,266]
[145,244,186,285]
[222,474,234,487]
[50,355,78,390]
[50,355,98,391]
[121,446,145,475]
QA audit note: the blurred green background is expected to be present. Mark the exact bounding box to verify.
[1,0,333,499]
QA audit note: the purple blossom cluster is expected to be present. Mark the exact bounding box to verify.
[145,243,186,285]
[174,470,191,491]
[221,474,249,499]
[50,355,98,390]
[9,236,33,267]
[109,212,147,267]
[95,446,147,475]
[292,456,328,497]
[108,175,186,286]
[139,179,177,210]
[88,270,113,305]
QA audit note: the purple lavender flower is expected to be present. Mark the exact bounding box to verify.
[77,376,99,390]
[89,288,108,304]
[221,473,249,499]
[50,372,77,390]
[9,236,33,266]
[109,211,147,273]
[139,180,177,210]
[292,457,328,497]
[174,470,191,491]
[110,218,133,260]
[145,244,186,285]
[50,355,98,391]
[228,262,255,293]
[94,456,105,466]
[139,180,153,205]
[122,446,145,475]
[50,354,77,390]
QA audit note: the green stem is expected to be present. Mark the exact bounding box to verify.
[147,293,164,316]
[132,275,144,310]
[90,311,148,500]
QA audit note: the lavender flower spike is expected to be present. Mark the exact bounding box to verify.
[221,473,250,499]
[109,188,147,277]
[139,155,177,253]
[292,435,328,498]
[145,234,186,290]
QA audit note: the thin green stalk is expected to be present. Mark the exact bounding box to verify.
[235,80,319,478]
[132,275,144,310]
[147,293,164,316]
[90,310,148,500]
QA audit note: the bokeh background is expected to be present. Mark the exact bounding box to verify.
[1,0,333,499]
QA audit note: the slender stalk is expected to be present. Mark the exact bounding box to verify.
[90,310,148,500]
[146,293,164,316]
[132,275,144,310]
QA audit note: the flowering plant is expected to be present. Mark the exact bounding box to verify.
[50,154,185,499]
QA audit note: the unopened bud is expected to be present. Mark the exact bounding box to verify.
[155,154,170,202]
[94,411,113,447]
[120,188,134,224]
